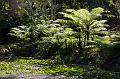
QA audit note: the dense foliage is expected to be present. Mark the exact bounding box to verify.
[0,0,120,78]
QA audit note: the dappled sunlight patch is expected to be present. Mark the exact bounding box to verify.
[0,58,120,78]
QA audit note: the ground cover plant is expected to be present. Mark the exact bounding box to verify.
[0,58,120,79]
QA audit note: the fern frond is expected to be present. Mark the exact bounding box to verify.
[90,20,107,29]
[91,7,104,18]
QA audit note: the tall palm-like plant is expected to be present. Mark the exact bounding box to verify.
[59,7,108,52]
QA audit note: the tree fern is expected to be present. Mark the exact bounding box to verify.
[58,7,109,52]
[9,25,30,40]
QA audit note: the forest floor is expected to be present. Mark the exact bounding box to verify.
[0,57,120,79]
[0,74,76,79]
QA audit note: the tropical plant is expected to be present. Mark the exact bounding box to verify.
[59,7,108,52]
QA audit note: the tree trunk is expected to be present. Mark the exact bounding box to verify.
[86,25,89,46]
[78,30,83,53]
[65,39,67,56]
[50,0,54,20]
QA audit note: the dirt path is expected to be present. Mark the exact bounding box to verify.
[0,74,78,79]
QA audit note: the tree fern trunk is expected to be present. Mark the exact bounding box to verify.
[84,34,87,47]
[78,30,83,53]
[86,25,90,46]
[65,39,67,56]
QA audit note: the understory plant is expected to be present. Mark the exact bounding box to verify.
[10,7,119,66]
[56,7,111,65]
